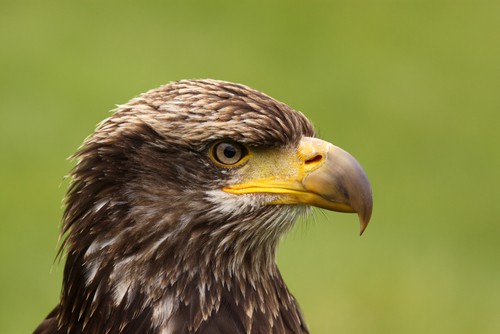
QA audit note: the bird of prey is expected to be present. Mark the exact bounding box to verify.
[34,79,372,334]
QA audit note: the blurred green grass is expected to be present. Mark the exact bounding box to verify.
[1,1,499,333]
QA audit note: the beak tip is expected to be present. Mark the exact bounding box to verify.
[359,221,368,236]
[358,207,372,236]
[359,223,367,236]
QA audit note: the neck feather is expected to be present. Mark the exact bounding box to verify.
[58,205,308,333]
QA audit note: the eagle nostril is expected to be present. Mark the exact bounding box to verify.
[305,154,323,165]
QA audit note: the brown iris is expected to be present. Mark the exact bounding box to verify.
[210,141,248,166]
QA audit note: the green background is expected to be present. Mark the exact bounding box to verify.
[1,1,499,333]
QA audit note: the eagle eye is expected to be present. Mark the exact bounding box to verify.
[210,141,248,167]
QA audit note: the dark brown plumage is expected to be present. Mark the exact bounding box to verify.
[34,79,372,334]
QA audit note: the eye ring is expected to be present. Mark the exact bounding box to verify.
[210,141,249,167]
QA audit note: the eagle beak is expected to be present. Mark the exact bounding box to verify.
[223,137,373,234]
[298,137,373,234]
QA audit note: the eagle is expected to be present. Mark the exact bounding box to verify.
[34,79,372,334]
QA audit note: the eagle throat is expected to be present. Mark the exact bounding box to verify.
[58,197,309,333]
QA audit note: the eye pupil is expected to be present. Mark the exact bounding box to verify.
[211,141,247,166]
[223,146,236,158]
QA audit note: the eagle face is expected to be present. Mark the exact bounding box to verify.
[36,79,372,334]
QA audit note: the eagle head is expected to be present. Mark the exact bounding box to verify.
[36,79,372,334]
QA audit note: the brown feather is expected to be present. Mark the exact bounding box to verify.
[35,79,313,334]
